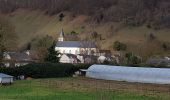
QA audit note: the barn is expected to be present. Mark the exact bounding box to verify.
[0,73,13,84]
[86,65,170,84]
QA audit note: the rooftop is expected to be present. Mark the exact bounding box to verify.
[0,73,13,78]
[56,41,96,48]
[4,52,31,61]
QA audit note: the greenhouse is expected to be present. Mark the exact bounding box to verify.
[86,65,170,84]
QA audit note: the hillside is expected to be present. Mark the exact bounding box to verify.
[0,0,170,58]
[2,9,169,57]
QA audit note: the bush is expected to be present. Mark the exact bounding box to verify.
[0,63,74,78]
[148,33,156,40]
[125,52,142,66]
[0,63,91,78]
[162,42,170,51]
[113,41,127,51]
[70,31,78,35]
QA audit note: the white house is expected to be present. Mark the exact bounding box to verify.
[98,56,107,63]
[55,29,97,55]
[0,73,13,84]
[59,54,81,63]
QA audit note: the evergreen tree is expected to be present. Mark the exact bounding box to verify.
[59,13,65,21]
[44,41,60,63]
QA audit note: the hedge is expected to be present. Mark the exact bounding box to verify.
[0,63,91,78]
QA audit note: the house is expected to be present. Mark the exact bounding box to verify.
[98,56,108,63]
[59,54,81,63]
[25,50,40,62]
[164,56,170,60]
[97,50,111,56]
[97,50,113,63]
[59,53,98,64]
[78,54,98,64]
[2,51,35,67]
[0,73,13,84]
[55,29,97,55]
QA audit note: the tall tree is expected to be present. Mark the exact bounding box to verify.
[44,41,60,63]
[30,35,54,62]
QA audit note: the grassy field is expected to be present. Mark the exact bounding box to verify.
[0,77,170,100]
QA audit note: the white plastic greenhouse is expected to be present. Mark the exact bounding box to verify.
[86,65,170,84]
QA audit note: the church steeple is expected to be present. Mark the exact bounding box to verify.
[58,28,64,41]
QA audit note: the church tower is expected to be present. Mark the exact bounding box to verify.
[58,29,64,41]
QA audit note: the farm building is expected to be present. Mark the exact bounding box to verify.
[86,65,170,84]
[0,73,13,84]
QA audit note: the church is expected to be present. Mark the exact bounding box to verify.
[55,29,114,64]
[55,29,97,55]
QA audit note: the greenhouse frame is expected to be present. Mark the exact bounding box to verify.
[86,65,170,84]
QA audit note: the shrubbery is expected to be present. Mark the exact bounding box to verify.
[125,52,142,66]
[72,64,92,71]
[162,42,170,51]
[113,41,127,51]
[0,63,91,78]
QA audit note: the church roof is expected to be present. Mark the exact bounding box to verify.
[56,41,96,48]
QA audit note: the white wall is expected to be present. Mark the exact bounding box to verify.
[77,55,84,63]
[98,56,107,63]
[15,63,28,67]
[0,77,13,84]
[3,53,11,60]
[60,55,72,63]
[55,47,80,54]
[4,63,10,67]
[55,47,97,55]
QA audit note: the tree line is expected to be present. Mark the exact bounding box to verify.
[0,0,170,28]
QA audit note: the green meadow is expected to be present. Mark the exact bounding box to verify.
[0,78,169,100]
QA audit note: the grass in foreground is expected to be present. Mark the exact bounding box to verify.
[0,78,169,100]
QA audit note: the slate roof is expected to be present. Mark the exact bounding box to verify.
[4,52,31,62]
[0,73,13,78]
[56,41,96,48]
